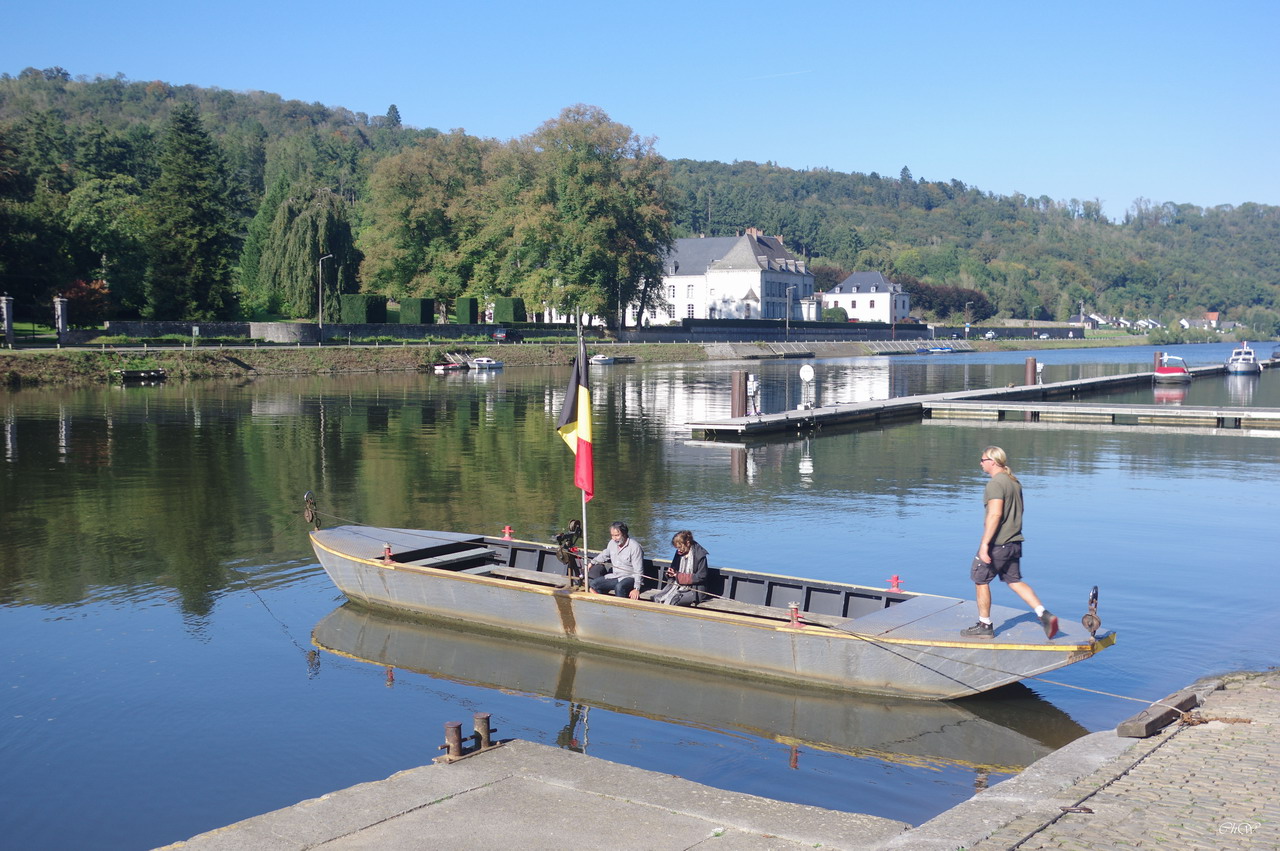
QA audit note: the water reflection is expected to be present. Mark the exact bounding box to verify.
[313,605,1086,774]
[1225,374,1258,406]
[1152,384,1188,406]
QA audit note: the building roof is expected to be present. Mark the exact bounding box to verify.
[827,271,901,294]
[668,229,809,276]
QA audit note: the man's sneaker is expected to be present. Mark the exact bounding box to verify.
[1039,610,1060,639]
[961,621,994,638]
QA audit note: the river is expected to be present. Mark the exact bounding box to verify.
[2,341,1277,849]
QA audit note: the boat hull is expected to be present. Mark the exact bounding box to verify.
[313,604,1087,770]
[309,526,1114,700]
[1225,362,1261,375]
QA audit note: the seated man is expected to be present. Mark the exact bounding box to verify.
[587,521,644,600]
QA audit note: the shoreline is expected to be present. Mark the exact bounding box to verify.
[0,336,1155,389]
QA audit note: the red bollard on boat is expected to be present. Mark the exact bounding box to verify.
[501,525,513,540]
[887,575,903,591]
[787,602,804,627]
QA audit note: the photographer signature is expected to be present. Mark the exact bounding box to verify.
[1219,821,1262,835]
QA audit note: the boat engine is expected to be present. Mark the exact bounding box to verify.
[1081,585,1101,638]
[553,519,583,577]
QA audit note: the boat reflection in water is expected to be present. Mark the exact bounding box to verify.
[1152,384,1188,405]
[313,605,1087,775]
[1225,373,1258,406]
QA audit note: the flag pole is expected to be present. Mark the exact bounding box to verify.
[577,314,589,586]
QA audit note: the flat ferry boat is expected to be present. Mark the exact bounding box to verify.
[305,504,1115,701]
[1224,344,1261,375]
[1153,354,1192,384]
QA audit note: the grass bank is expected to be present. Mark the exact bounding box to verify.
[0,342,707,389]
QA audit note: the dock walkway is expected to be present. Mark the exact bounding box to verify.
[688,362,1280,438]
[163,670,1279,850]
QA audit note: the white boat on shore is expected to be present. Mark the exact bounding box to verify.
[1224,344,1260,375]
[304,507,1115,701]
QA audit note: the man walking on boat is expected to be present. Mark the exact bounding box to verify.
[586,521,645,600]
[962,446,1059,639]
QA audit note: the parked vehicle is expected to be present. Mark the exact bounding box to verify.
[492,328,521,343]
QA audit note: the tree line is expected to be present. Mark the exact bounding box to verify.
[2,68,1279,334]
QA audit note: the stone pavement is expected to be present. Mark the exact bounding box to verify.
[950,669,1278,851]
[162,669,1279,851]
[159,738,910,851]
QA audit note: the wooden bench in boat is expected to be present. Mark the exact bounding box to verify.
[486,566,571,588]
[692,597,848,629]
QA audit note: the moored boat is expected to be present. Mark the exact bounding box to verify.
[432,361,469,373]
[1224,344,1261,375]
[589,353,615,366]
[469,356,504,369]
[304,506,1115,701]
[1153,354,1191,384]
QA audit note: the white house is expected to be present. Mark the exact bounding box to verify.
[656,228,816,323]
[820,271,910,323]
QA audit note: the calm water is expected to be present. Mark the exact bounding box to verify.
[3,341,1278,849]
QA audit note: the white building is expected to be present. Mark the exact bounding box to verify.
[820,271,910,323]
[657,228,816,324]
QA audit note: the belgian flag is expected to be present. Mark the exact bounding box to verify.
[556,338,594,501]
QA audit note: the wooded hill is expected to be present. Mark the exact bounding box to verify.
[3,67,1278,335]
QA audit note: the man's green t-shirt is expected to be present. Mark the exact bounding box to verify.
[983,471,1025,546]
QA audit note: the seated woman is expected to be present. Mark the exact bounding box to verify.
[655,530,708,606]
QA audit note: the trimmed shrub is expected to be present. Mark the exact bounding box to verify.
[494,297,527,324]
[400,298,436,324]
[341,295,387,324]
[455,297,478,325]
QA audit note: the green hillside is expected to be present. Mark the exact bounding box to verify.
[2,67,1278,335]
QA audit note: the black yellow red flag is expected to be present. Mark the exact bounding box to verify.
[556,338,594,501]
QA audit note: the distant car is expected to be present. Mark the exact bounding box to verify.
[1038,333,1050,339]
[492,328,521,343]
[983,330,997,340]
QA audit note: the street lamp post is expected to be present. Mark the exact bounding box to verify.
[786,286,796,339]
[964,300,973,338]
[317,254,334,331]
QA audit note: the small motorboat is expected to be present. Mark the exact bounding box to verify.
[433,361,470,373]
[589,353,615,366]
[1224,344,1261,375]
[1153,354,1191,384]
[469,357,504,369]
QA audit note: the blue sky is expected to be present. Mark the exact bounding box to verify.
[6,0,1277,220]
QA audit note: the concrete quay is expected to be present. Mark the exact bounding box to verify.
[162,670,1278,851]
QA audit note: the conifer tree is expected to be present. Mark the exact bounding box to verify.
[142,103,238,320]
